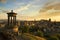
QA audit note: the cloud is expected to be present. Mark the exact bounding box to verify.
[0,7,10,13]
[40,0,60,12]
[39,0,60,15]
[0,0,16,3]
[14,4,31,13]
[0,13,7,19]
[37,0,60,21]
[0,0,6,3]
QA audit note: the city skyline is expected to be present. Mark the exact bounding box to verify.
[0,0,60,21]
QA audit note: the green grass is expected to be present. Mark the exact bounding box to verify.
[18,33,46,40]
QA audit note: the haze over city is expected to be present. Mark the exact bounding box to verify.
[0,0,60,21]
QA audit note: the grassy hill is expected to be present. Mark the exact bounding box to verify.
[17,33,46,40]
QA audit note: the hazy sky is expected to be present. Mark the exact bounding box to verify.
[0,0,60,21]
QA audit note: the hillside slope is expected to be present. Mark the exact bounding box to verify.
[17,33,46,40]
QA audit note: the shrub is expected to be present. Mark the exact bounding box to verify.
[47,36,59,40]
[34,30,44,37]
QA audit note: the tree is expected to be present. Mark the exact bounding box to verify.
[34,30,44,37]
[19,26,29,33]
[29,26,38,32]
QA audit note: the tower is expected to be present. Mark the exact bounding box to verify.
[7,10,17,25]
[49,18,51,22]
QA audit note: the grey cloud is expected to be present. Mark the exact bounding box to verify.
[40,0,60,12]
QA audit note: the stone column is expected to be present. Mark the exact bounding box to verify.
[13,16,16,25]
[8,16,10,25]
[13,16,15,24]
[15,16,16,24]
[11,16,12,24]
